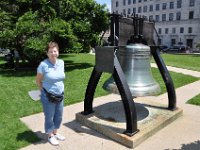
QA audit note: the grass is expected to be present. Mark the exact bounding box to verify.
[187,94,200,106]
[0,53,199,149]
[156,53,200,71]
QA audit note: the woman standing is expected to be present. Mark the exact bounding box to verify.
[36,42,66,145]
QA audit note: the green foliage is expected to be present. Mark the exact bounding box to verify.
[0,10,16,48]
[0,0,109,64]
[0,11,13,30]
[23,36,49,65]
[0,30,16,49]
[16,11,40,34]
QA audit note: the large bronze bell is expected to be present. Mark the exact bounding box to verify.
[103,43,161,97]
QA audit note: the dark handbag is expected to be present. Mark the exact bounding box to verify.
[43,88,64,104]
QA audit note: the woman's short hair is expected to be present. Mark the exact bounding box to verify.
[47,42,59,52]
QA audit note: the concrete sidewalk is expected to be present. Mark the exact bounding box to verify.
[20,66,200,150]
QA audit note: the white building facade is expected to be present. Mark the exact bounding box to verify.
[111,0,200,49]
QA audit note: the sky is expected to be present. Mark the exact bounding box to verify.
[95,0,111,12]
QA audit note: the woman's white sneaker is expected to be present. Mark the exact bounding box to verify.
[54,133,66,141]
[48,135,59,145]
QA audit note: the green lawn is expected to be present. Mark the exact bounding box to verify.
[157,53,200,71]
[0,53,199,149]
[187,94,200,106]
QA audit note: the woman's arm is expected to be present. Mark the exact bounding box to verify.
[36,73,43,90]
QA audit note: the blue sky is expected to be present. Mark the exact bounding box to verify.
[95,0,111,11]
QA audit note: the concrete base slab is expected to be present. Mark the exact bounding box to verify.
[76,98,183,148]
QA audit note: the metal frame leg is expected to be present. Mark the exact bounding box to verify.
[113,56,139,136]
[150,46,176,110]
[83,67,102,115]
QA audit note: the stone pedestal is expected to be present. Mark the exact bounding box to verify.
[76,98,182,148]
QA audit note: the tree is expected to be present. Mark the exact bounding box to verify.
[0,0,109,66]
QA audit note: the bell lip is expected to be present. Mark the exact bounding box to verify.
[103,83,161,97]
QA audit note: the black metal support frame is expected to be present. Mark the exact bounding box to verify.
[82,14,176,137]
[83,54,139,136]
[110,14,120,46]
[150,46,176,110]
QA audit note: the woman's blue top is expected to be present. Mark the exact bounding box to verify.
[37,59,65,95]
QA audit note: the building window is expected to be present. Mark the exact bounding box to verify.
[158,38,162,45]
[176,12,181,20]
[143,16,148,21]
[162,3,167,10]
[180,27,184,33]
[138,0,142,2]
[172,28,176,34]
[188,27,192,33]
[171,39,176,46]
[158,28,162,34]
[133,0,136,4]
[144,0,147,2]
[133,8,136,13]
[149,5,153,11]
[155,15,160,22]
[128,0,131,5]
[162,14,166,21]
[123,0,126,6]
[143,6,147,12]
[177,0,182,8]
[138,7,142,13]
[156,4,160,11]
[169,13,174,21]
[165,28,168,34]
[116,1,119,7]
[123,9,126,16]
[115,10,119,14]
[189,11,194,19]
[170,2,174,9]
[128,8,131,14]
[189,0,195,7]
[149,15,153,21]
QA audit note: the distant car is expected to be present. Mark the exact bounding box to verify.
[158,45,169,52]
[0,48,5,54]
[168,45,188,53]
[0,48,10,55]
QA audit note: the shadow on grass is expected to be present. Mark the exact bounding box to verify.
[0,59,93,77]
[61,53,94,71]
[0,56,5,61]
[191,55,200,57]
[0,63,36,77]
[16,130,42,143]
[64,61,93,72]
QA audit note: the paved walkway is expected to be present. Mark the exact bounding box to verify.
[20,65,200,150]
